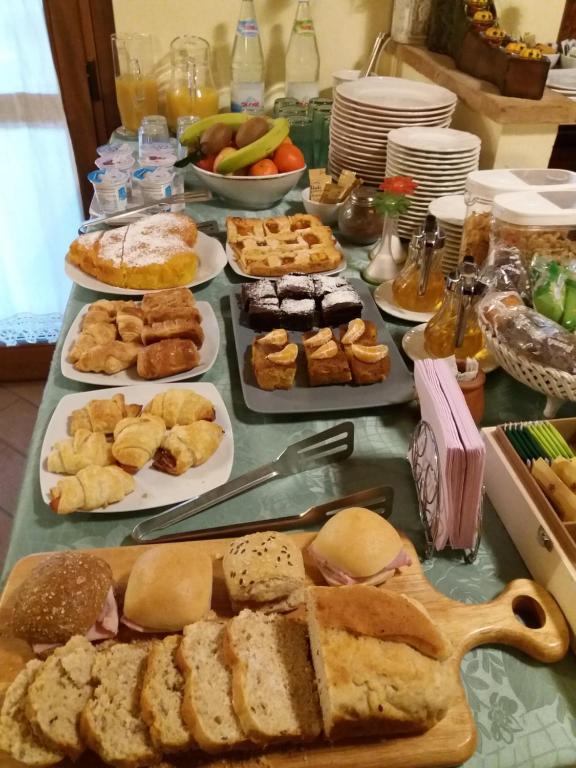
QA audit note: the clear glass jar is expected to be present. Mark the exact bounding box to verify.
[392,219,445,312]
[337,187,383,245]
[460,191,492,266]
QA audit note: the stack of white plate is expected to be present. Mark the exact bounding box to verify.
[385,126,480,240]
[546,69,576,101]
[329,77,458,185]
[428,195,467,274]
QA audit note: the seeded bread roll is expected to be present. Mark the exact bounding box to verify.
[0,660,64,767]
[223,532,305,613]
[25,635,95,759]
[10,552,113,645]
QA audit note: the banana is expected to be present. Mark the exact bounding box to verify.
[179,113,251,147]
[215,117,290,175]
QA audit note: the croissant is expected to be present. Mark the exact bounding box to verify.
[74,341,141,374]
[143,389,215,428]
[112,414,166,473]
[153,421,224,475]
[49,465,135,514]
[46,429,113,474]
[68,322,117,363]
[69,394,142,435]
[141,318,204,348]
[117,310,145,343]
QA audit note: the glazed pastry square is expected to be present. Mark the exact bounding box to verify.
[302,330,351,387]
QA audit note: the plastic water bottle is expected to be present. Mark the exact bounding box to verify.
[230,0,265,113]
[285,0,320,104]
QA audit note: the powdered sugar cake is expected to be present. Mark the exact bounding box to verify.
[67,213,199,290]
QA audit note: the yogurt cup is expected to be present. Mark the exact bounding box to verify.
[87,169,129,213]
[139,149,178,168]
[133,166,174,203]
[95,153,136,174]
[96,142,134,157]
[138,141,175,161]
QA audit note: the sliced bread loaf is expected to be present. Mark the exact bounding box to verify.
[176,620,247,752]
[225,610,321,745]
[0,660,63,767]
[26,635,95,759]
[140,635,195,753]
[79,641,160,768]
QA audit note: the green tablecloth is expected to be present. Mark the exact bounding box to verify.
[4,187,576,767]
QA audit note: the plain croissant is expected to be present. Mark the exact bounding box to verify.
[67,323,117,363]
[74,340,141,375]
[69,393,142,435]
[49,465,135,514]
[153,421,224,475]
[46,429,113,474]
[112,414,166,473]
[143,389,215,428]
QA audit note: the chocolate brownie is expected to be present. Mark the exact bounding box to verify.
[248,297,283,331]
[276,274,315,301]
[280,298,316,331]
[240,279,277,311]
[321,289,363,326]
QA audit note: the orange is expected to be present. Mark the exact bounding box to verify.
[249,159,279,176]
[273,143,305,173]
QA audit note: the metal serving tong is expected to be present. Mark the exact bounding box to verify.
[77,190,212,234]
[132,422,355,544]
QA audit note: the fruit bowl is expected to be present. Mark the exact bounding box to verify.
[190,164,306,210]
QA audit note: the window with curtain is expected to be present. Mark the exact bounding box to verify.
[0,0,82,345]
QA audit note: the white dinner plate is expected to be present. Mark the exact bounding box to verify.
[225,243,347,280]
[336,77,458,110]
[39,382,234,514]
[373,281,436,324]
[64,231,227,296]
[60,301,220,387]
[387,127,481,153]
[331,108,453,130]
[334,95,457,117]
[402,324,498,373]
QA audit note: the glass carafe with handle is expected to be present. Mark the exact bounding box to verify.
[392,214,445,313]
[166,36,219,132]
[112,33,159,136]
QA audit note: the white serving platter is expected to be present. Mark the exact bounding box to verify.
[373,281,435,324]
[39,382,234,514]
[60,301,219,386]
[65,231,227,296]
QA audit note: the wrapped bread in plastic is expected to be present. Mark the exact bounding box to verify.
[478,291,576,375]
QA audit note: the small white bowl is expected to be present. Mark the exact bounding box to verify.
[302,187,345,225]
[191,164,306,210]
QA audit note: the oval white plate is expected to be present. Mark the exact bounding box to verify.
[336,77,457,110]
[402,323,498,373]
[39,382,234,514]
[225,243,346,280]
[65,231,227,296]
[374,281,435,324]
[387,126,481,153]
[60,301,219,386]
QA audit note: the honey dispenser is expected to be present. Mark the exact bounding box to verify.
[392,214,446,313]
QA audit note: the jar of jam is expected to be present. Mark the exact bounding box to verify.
[337,187,383,245]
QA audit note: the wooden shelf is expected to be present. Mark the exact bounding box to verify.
[393,43,576,125]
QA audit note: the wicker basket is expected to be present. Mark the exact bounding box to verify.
[480,318,576,417]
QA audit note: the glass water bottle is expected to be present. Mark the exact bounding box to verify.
[231,0,265,113]
[285,0,320,104]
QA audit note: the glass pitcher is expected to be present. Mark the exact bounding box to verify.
[111,33,159,136]
[166,36,219,132]
[392,215,445,313]
[424,257,488,360]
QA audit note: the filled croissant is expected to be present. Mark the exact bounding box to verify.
[112,414,166,473]
[74,340,141,375]
[143,389,215,428]
[67,323,117,363]
[69,394,142,435]
[153,421,224,475]
[46,429,113,474]
[49,465,135,514]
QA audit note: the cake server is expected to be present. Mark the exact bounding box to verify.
[131,421,355,543]
[132,484,393,543]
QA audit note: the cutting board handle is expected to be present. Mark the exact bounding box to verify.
[448,578,570,661]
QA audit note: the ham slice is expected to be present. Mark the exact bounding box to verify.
[308,545,412,587]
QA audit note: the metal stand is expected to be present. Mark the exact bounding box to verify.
[408,420,483,564]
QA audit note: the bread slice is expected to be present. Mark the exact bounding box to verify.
[79,642,159,768]
[176,620,247,752]
[25,635,95,759]
[225,610,322,744]
[306,586,457,740]
[140,635,195,753]
[0,660,64,767]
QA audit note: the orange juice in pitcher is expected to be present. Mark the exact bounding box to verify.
[167,36,218,132]
[111,33,158,136]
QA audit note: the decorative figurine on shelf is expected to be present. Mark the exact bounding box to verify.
[362,176,416,285]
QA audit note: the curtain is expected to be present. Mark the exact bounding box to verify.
[0,0,82,337]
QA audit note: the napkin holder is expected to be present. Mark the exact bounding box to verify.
[409,419,484,563]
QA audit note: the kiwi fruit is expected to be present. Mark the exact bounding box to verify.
[200,123,234,156]
[235,116,270,148]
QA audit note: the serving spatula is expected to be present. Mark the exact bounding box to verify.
[131,421,354,543]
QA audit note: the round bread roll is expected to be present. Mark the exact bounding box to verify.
[310,507,405,579]
[11,552,113,644]
[123,544,212,631]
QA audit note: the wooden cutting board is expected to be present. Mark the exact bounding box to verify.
[0,533,569,768]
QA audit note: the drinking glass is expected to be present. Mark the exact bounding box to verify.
[308,100,332,168]
[176,115,200,160]
[138,115,170,159]
[111,33,159,137]
[286,115,314,168]
[273,97,298,116]
[166,36,218,132]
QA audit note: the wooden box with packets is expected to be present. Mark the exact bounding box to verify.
[483,419,576,645]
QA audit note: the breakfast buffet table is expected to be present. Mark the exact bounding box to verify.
[3,187,576,768]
